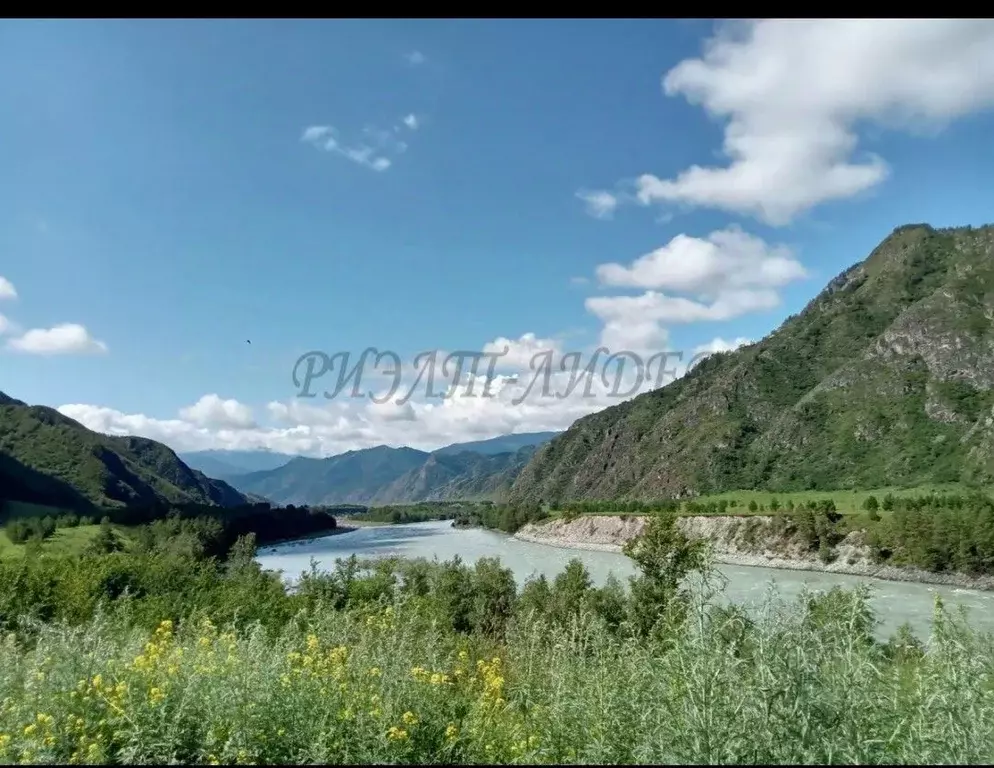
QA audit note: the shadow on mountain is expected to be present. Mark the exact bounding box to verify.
[0,452,97,518]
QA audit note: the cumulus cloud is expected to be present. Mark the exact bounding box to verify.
[6,324,107,355]
[482,333,564,371]
[576,190,619,220]
[694,336,752,357]
[617,20,994,225]
[0,276,16,300]
[405,51,426,66]
[402,113,419,130]
[586,228,803,353]
[58,335,725,456]
[178,394,257,430]
[596,227,804,295]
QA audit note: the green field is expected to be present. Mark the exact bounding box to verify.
[0,523,132,560]
[552,484,983,518]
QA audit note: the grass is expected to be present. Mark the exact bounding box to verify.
[0,525,132,560]
[2,587,994,764]
[553,484,983,518]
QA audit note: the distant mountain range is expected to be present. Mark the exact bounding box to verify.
[0,392,251,514]
[216,432,559,506]
[179,449,299,480]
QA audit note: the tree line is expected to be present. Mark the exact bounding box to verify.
[4,501,343,550]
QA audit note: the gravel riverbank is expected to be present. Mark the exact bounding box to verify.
[513,515,994,592]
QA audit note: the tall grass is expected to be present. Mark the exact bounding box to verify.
[2,586,994,764]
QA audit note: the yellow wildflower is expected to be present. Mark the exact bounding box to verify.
[445,723,459,741]
[368,666,381,677]
[386,726,408,741]
[401,711,418,726]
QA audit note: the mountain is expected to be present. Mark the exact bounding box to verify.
[375,447,538,504]
[229,442,540,506]
[232,446,431,505]
[509,224,994,502]
[433,431,559,456]
[180,449,299,479]
[0,392,251,513]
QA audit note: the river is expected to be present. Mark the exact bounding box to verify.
[255,519,994,640]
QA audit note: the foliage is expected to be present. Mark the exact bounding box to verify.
[2,524,994,763]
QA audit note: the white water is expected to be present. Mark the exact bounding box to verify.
[255,520,994,640]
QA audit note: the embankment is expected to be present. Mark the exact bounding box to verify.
[514,515,994,591]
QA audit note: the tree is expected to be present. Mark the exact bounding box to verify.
[623,511,706,638]
[550,559,592,626]
[518,574,552,619]
[226,533,258,573]
[748,500,759,513]
[863,495,879,513]
[470,557,517,638]
[87,519,121,555]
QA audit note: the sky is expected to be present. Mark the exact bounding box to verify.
[3,19,994,457]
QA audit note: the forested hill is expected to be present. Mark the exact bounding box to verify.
[510,224,994,503]
[0,392,250,513]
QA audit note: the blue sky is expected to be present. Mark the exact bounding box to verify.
[3,19,994,455]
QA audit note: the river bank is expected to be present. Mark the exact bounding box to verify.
[255,523,362,552]
[514,514,994,592]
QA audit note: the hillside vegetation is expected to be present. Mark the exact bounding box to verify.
[2,511,993,764]
[0,393,249,512]
[510,224,994,503]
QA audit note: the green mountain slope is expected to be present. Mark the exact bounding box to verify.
[230,443,539,506]
[374,446,538,504]
[509,224,994,502]
[232,446,431,505]
[0,392,250,512]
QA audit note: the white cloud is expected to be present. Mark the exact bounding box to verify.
[596,227,805,295]
[0,315,8,335]
[178,394,256,430]
[301,125,393,172]
[0,277,16,300]
[694,336,752,357]
[626,20,994,225]
[587,228,803,353]
[405,51,426,66]
[576,189,619,220]
[303,116,427,172]
[56,337,712,456]
[301,125,331,143]
[7,324,107,355]
[482,333,564,371]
